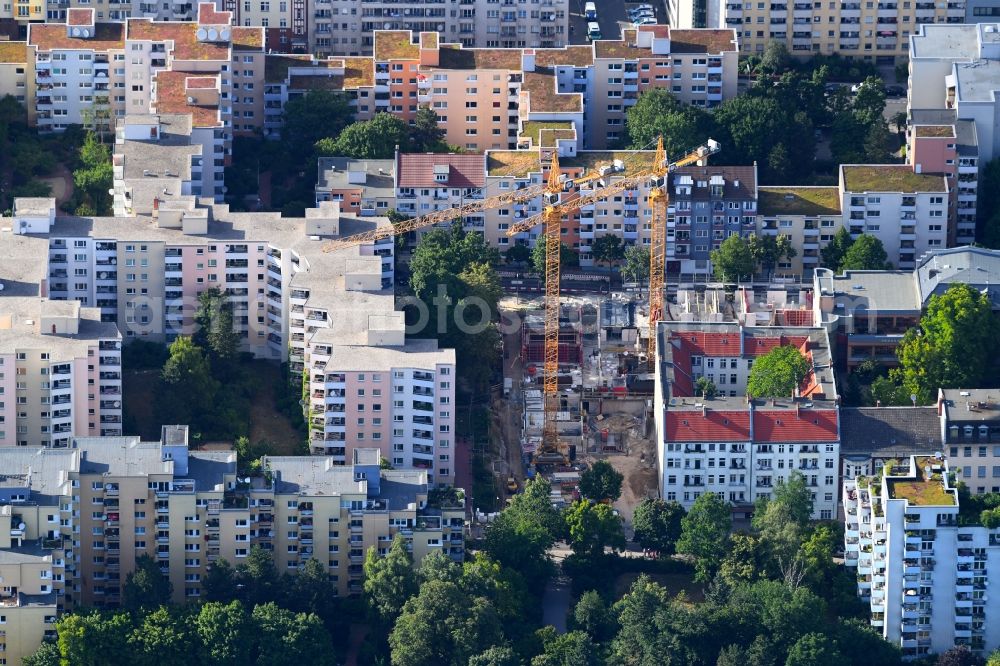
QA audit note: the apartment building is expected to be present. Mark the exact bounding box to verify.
[395,152,486,239]
[909,23,1000,163]
[653,321,840,519]
[0,429,465,662]
[840,405,943,481]
[306,343,456,485]
[843,455,1000,658]
[315,157,396,214]
[757,186,843,278]
[939,388,1000,495]
[813,246,1000,370]
[299,0,569,57]
[112,114,203,216]
[908,109,979,246]
[840,164,949,270]
[714,0,965,63]
[27,9,126,132]
[0,41,30,107]
[262,54,374,136]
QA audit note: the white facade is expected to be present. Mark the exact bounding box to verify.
[844,456,1000,659]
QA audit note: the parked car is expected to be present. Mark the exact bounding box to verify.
[629,9,655,18]
[634,17,658,25]
[885,84,905,97]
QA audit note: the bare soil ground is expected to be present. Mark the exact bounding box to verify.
[581,432,659,529]
[247,360,304,455]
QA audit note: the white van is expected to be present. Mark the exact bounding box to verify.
[584,1,597,19]
[587,21,602,40]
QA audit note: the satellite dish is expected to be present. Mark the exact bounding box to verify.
[18,523,25,531]
[81,28,90,38]
[114,401,121,408]
[220,28,231,40]
[72,27,81,36]
[207,28,218,40]
[196,28,208,40]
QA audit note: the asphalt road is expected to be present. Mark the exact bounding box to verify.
[568,0,669,44]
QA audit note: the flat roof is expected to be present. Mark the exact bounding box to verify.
[28,22,124,52]
[886,455,955,506]
[0,41,27,63]
[821,270,920,313]
[534,45,594,68]
[910,23,980,60]
[842,165,946,193]
[316,338,455,371]
[914,125,954,138]
[317,158,395,198]
[954,58,1000,103]
[916,246,1000,307]
[758,186,840,216]
[486,150,542,178]
[433,46,522,71]
[940,388,1000,423]
[374,31,419,60]
[523,70,582,113]
[670,29,737,54]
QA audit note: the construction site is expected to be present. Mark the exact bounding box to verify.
[492,282,818,517]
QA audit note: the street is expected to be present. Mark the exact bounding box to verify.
[567,0,669,44]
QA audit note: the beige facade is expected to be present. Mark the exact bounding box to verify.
[723,0,966,63]
[0,42,31,109]
[757,186,844,277]
[0,429,465,660]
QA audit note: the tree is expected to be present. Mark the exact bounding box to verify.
[72,131,114,216]
[505,243,532,265]
[578,460,624,503]
[591,234,625,269]
[122,554,172,611]
[409,106,450,153]
[161,336,217,399]
[622,245,650,282]
[203,558,239,602]
[282,90,353,157]
[236,545,279,607]
[987,650,1000,666]
[632,498,685,556]
[863,121,893,163]
[564,499,626,558]
[609,575,675,666]
[746,345,811,399]
[718,532,773,587]
[820,227,853,270]
[193,287,240,362]
[891,111,908,138]
[532,240,579,275]
[893,284,999,404]
[694,376,717,399]
[752,473,814,581]
[418,549,463,585]
[195,601,254,666]
[572,590,617,643]
[711,234,755,282]
[869,375,910,407]
[748,234,797,276]
[252,602,337,666]
[483,476,562,585]
[676,492,732,583]
[785,632,843,666]
[852,76,887,128]
[840,233,890,271]
[625,88,713,154]
[363,533,418,624]
[55,611,133,666]
[318,112,409,159]
[22,641,60,666]
[936,647,987,666]
[532,630,601,666]
[389,580,503,666]
[759,39,791,74]
[470,646,522,666]
[128,606,195,666]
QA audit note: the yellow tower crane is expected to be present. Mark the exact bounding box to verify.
[505,138,719,463]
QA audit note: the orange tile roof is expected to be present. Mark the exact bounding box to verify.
[534,45,594,68]
[670,29,737,54]
[67,8,94,26]
[0,41,27,64]
[523,70,582,113]
[153,70,221,128]
[231,27,263,51]
[197,3,231,24]
[29,22,124,52]
[127,19,229,61]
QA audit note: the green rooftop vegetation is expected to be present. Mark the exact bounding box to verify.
[843,165,946,193]
[562,150,656,174]
[520,121,573,146]
[487,151,542,177]
[758,187,841,216]
[886,456,955,506]
[914,125,954,138]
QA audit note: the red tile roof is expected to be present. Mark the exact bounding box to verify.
[29,22,124,52]
[67,8,94,26]
[753,409,838,442]
[670,331,810,358]
[664,410,751,442]
[396,153,486,188]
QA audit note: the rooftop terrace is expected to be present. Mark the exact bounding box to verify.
[886,456,956,506]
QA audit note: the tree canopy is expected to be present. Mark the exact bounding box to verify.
[839,233,891,271]
[676,492,732,582]
[317,112,409,159]
[746,345,812,398]
[892,283,1000,404]
[632,498,686,556]
[564,499,626,559]
[578,460,624,503]
[711,234,755,282]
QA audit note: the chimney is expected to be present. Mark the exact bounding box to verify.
[876,400,882,407]
[702,405,707,417]
[795,403,801,419]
